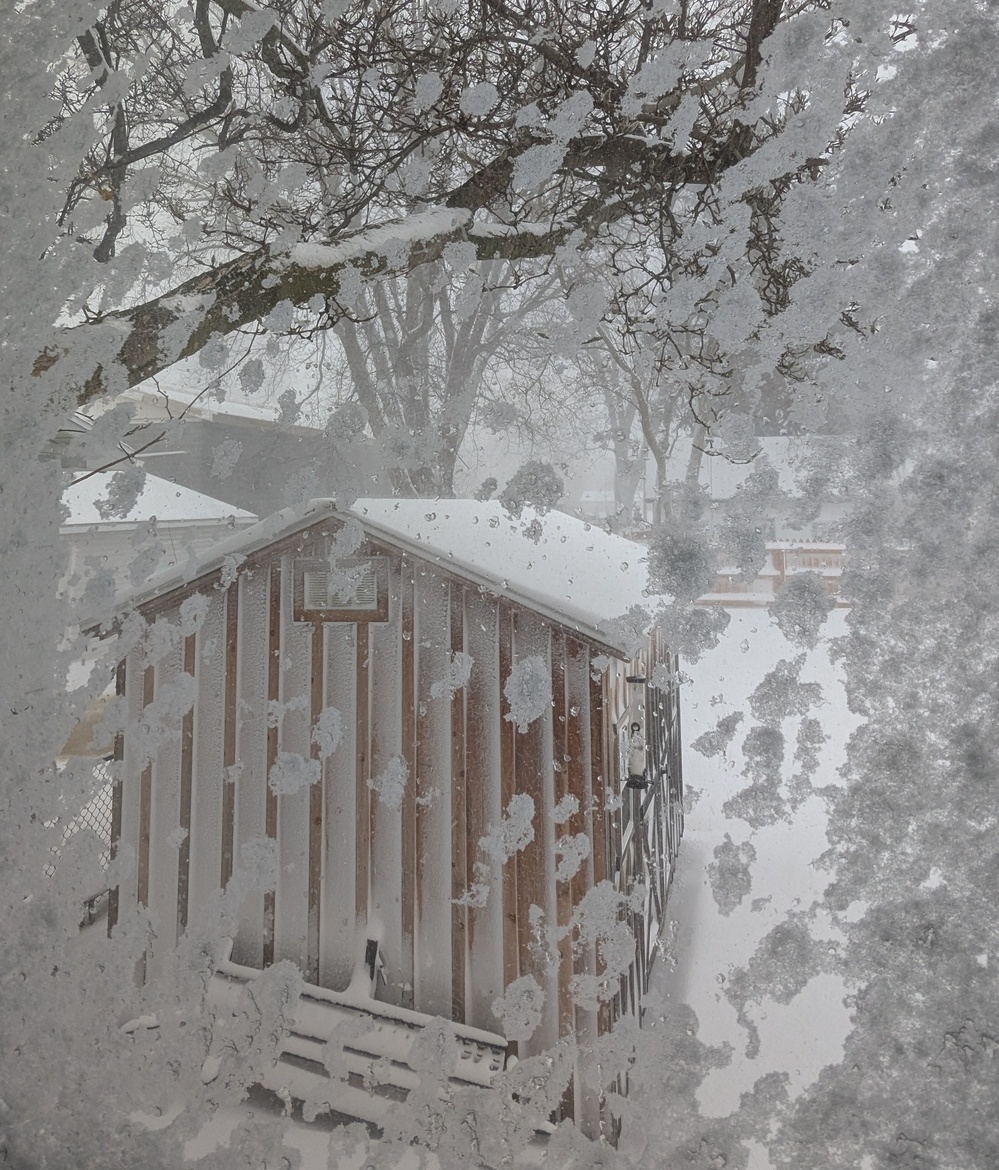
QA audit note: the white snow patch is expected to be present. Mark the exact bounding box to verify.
[368,755,409,811]
[269,751,321,795]
[492,975,544,1041]
[62,470,255,527]
[480,794,536,864]
[430,650,473,700]
[286,208,472,271]
[503,655,551,732]
[312,706,344,760]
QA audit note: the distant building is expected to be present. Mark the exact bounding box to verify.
[101,499,684,1138]
[61,470,257,601]
[119,384,385,518]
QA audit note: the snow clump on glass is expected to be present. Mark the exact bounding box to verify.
[769,571,835,647]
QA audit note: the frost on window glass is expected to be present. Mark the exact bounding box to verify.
[4,0,994,1166]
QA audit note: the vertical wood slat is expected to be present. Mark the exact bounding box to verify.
[450,584,467,1025]
[589,662,613,1037]
[176,635,195,937]
[275,572,312,969]
[368,560,404,1006]
[221,582,239,891]
[355,624,370,933]
[263,564,281,968]
[307,622,325,984]
[512,612,558,1058]
[413,571,452,1018]
[567,640,601,1138]
[498,607,519,998]
[551,629,574,1123]
[464,593,504,1032]
[135,662,155,985]
[150,641,189,978]
[188,593,226,928]
[551,630,573,1043]
[320,623,357,991]
[147,642,185,978]
[107,660,126,935]
[232,570,269,969]
[400,564,417,1010]
[136,664,155,909]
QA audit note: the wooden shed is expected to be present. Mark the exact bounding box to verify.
[107,498,683,1133]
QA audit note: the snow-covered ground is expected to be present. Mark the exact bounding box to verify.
[654,607,861,1154]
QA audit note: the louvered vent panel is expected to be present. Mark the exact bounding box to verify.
[303,564,378,610]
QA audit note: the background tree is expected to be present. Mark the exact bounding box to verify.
[33,0,893,410]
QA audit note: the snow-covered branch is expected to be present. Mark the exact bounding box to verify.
[40,209,571,405]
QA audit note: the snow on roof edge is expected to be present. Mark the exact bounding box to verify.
[93,498,664,656]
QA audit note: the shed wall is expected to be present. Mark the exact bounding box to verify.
[111,519,682,1094]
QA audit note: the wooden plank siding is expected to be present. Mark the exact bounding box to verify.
[413,569,452,1018]
[464,591,505,1034]
[399,563,417,1010]
[221,581,239,891]
[176,635,196,939]
[231,570,268,969]
[147,644,182,980]
[512,611,559,1060]
[189,592,226,930]
[263,564,281,968]
[498,606,519,1008]
[319,622,357,991]
[449,584,468,1026]
[368,557,405,1006]
[116,512,683,1140]
[274,559,313,971]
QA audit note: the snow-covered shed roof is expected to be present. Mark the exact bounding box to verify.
[353,498,662,649]
[61,471,257,529]
[110,498,665,656]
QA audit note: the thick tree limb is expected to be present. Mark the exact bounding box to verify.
[41,208,572,404]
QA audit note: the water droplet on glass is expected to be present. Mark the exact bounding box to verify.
[740,639,750,653]
[425,512,436,521]
[621,562,629,571]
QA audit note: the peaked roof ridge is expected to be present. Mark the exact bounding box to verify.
[95,497,665,656]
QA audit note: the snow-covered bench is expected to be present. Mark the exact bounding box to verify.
[205,943,510,1128]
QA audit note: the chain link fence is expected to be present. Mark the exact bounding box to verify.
[45,758,115,878]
